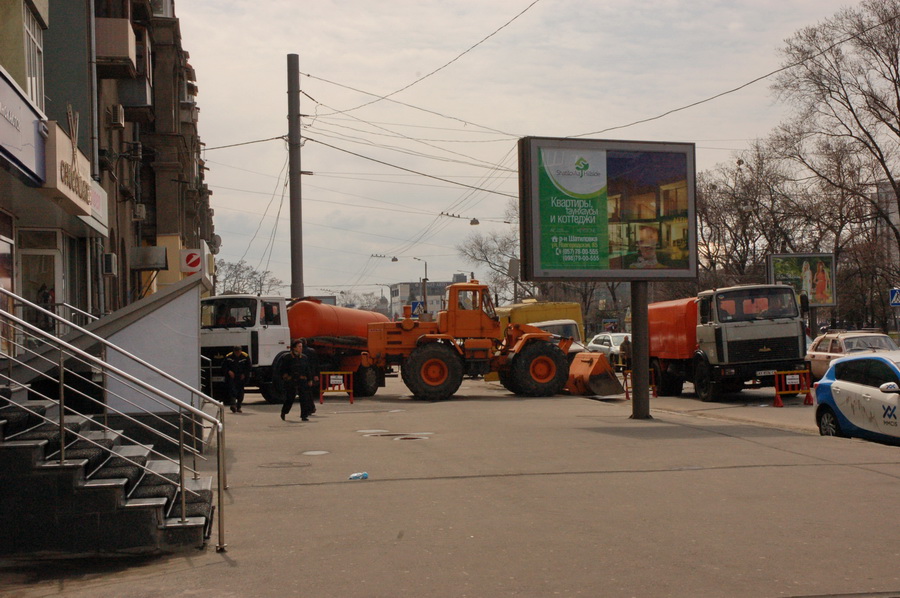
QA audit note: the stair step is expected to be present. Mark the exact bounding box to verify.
[0,403,48,438]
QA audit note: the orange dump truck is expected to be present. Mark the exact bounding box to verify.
[648,284,808,401]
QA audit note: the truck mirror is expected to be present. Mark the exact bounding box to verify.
[799,293,809,315]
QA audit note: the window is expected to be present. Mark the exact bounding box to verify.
[22,4,44,111]
[262,301,281,326]
[868,360,899,387]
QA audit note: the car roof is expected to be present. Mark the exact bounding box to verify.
[830,349,900,366]
[812,331,891,342]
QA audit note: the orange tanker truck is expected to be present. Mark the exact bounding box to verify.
[200,294,389,402]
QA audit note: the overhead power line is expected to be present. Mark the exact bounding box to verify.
[303,136,517,198]
[319,0,543,116]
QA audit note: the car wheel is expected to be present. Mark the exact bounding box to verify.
[817,406,845,437]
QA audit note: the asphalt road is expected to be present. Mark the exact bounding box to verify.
[2,374,899,598]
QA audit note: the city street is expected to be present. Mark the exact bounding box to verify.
[2,373,899,598]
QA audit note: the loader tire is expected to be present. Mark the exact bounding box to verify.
[404,343,464,401]
[354,366,379,397]
[498,369,521,394]
[511,341,569,397]
[260,381,283,404]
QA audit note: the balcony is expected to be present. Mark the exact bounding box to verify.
[95,18,137,79]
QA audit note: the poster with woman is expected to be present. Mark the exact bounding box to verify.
[768,253,836,308]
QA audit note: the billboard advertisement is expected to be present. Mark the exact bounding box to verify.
[518,137,696,281]
[768,253,836,308]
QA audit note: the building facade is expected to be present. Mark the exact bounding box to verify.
[0,0,215,338]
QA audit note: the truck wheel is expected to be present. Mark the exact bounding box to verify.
[652,359,682,397]
[259,381,283,404]
[693,358,719,402]
[511,341,569,397]
[354,366,379,397]
[404,343,464,401]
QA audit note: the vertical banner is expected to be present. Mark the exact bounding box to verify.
[537,148,608,270]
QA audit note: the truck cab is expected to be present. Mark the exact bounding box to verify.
[200,295,291,398]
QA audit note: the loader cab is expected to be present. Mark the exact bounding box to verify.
[440,282,499,338]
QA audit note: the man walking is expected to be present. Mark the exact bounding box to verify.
[278,339,317,421]
[222,345,251,413]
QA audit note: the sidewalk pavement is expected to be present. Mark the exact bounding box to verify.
[2,375,899,598]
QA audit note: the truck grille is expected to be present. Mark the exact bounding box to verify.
[726,336,800,362]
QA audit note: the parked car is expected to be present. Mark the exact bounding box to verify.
[587,332,630,369]
[814,350,900,445]
[806,331,898,380]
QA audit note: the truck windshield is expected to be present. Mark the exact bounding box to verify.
[715,288,798,323]
[201,298,258,328]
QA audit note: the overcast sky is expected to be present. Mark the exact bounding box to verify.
[176,0,855,300]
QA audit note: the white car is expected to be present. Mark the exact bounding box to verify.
[588,333,630,369]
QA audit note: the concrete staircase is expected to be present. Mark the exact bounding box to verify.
[0,399,213,556]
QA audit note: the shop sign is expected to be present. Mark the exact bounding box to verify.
[41,117,91,216]
[0,65,45,185]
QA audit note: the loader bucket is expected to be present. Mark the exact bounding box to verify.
[565,352,624,397]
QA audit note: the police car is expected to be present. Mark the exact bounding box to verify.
[814,350,900,445]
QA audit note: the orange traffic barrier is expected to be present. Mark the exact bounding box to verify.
[773,369,812,408]
[623,368,656,401]
[319,371,354,404]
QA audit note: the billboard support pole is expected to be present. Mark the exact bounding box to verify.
[631,281,651,419]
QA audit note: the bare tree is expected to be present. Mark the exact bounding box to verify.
[771,0,900,262]
[215,259,284,295]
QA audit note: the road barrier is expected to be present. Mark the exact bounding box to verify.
[623,369,656,401]
[320,371,354,404]
[773,369,813,407]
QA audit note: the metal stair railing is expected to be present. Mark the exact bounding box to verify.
[0,289,228,552]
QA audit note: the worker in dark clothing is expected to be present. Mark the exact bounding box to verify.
[278,339,318,421]
[222,345,251,413]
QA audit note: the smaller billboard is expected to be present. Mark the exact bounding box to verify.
[768,253,836,308]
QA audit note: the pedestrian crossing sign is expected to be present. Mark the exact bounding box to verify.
[891,288,900,307]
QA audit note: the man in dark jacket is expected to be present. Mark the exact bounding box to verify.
[222,345,251,413]
[278,339,318,421]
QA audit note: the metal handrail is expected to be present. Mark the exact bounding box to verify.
[2,288,224,415]
[60,302,99,322]
[0,289,227,551]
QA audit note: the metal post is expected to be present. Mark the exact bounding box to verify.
[287,54,304,298]
[631,281,651,419]
[216,420,227,552]
[178,409,187,523]
[58,350,66,464]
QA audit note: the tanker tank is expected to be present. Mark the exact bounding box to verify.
[287,298,389,340]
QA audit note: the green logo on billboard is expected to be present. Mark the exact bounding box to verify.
[575,157,588,177]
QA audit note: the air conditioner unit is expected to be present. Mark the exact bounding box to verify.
[109,104,125,129]
[101,253,118,276]
[133,203,147,221]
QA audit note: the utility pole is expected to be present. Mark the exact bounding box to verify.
[287,53,304,298]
